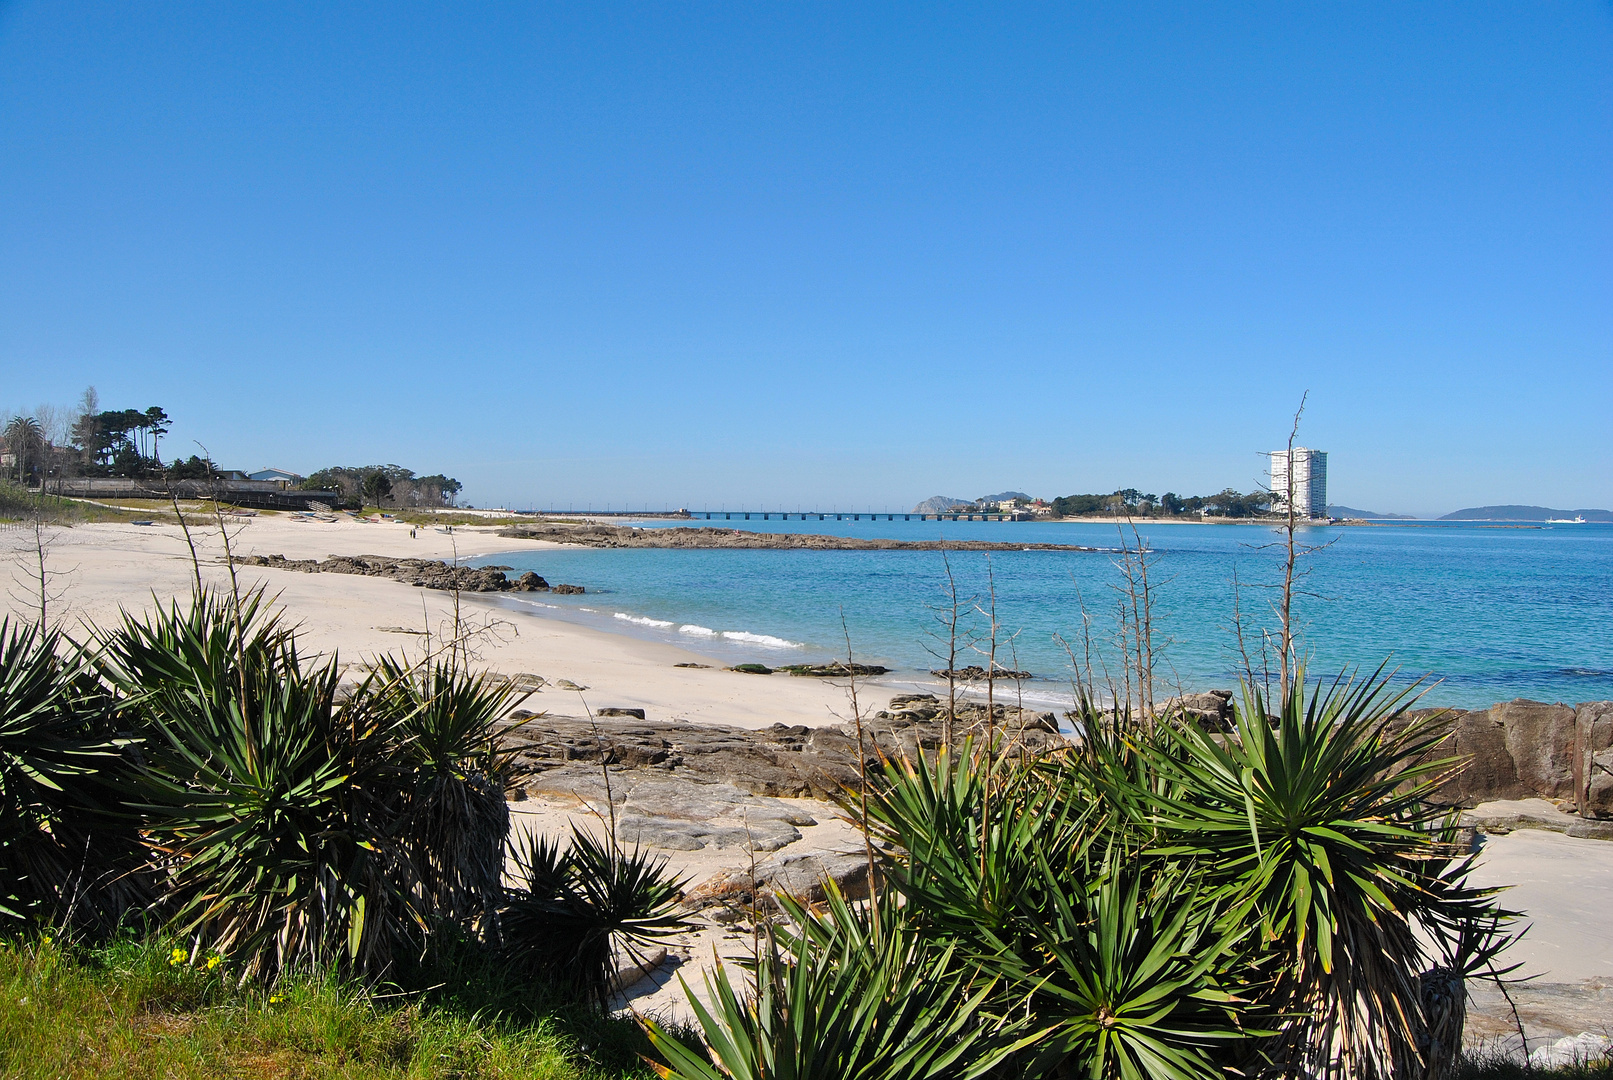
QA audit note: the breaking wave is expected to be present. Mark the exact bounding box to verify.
[614,612,675,629]
[720,630,804,649]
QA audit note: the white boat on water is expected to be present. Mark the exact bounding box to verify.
[1546,516,1587,524]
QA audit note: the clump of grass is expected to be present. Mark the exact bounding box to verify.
[1451,1048,1613,1078]
[0,934,655,1079]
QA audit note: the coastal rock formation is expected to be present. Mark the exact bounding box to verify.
[930,665,1034,681]
[1397,698,1613,827]
[232,553,583,594]
[1576,701,1613,818]
[1158,690,1235,729]
[499,694,1067,807]
[779,661,891,677]
[497,522,1098,553]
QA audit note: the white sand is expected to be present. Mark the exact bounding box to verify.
[1,515,879,729]
[1466,828,1613,983]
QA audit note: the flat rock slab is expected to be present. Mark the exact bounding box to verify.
[521,768,817,852]
[1462,798,1583,835]
[500,695,1069,802]
[686,848,879,907]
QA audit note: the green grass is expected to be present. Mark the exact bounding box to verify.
[0,935,658,1079]
[0,484,146,525]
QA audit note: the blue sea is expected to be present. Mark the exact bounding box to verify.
[471,519,1613,711]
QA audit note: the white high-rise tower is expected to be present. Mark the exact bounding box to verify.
[1269,447,1328,519]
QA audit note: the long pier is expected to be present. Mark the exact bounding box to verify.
[523,510,1033,522]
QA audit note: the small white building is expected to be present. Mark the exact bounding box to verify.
[1269,448,1328,519]
[249,467,303,489]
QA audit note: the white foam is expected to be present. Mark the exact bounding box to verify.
[679,624,717,636]
[577,607,596,612]
[614,612,675,629]
[721,630,804,649]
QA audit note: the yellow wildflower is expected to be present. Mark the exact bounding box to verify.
[269,993,284,1004]
[40,936,52,948]
[206,954,223,971]
[170,947,188,966]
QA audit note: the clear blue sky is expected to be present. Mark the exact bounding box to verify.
[2,3,1608,515]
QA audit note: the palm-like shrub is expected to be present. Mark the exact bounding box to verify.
[1149,669,1502,1079]
[863,742,1254,1080]
[0,619,148,931]
[500,827,689,1010]
[98,591,414,981]
[369,655,525,931]
[643,884,1027,1080]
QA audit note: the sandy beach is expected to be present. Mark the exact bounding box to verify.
[2,514,894,730]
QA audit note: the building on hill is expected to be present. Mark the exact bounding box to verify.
[1269,447,1328,519]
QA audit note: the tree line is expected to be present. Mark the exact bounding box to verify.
[300,465,462,511]
[2,387,184,484]
[1050,487,1274,518]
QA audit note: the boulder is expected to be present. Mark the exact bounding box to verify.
[1158,690,1234,730]
[1425,708,1520,807]
[1575,702,1613,818]
[1498,700,1578,803]
[596,707,647,720]
[552,584,586,594]
[513,572,550,591]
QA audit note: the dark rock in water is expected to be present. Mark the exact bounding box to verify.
[234,553,538,594]
[498,521,1100,553]
[514,571,550,591]
[930,665,1033,681]
[596,707,647,719]
[551,583,585,594]
[779,661,890,677]
[731,663,773,675]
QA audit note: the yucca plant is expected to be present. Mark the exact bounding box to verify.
[863,740,1254,1080]
[368,655,529,931]
[500,826,689,1010]
[98,590,415,982]
[643,883,1028,1080]
[1146,667,1480,1079]
[0,619,148,931]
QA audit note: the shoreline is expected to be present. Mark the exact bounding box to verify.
[3,517,1611,1022]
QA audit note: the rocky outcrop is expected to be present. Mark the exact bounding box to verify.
[930,665,1034,681]
[1575,701,1613,819]
[500,694,1067,806]
[233,554,584,594]
[779,662,891,677]
[1500,700,1578,802]
[1158,690,1235,730]
[497,522,1098,553]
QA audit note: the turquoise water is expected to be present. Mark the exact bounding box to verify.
[472,520,1613,710]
